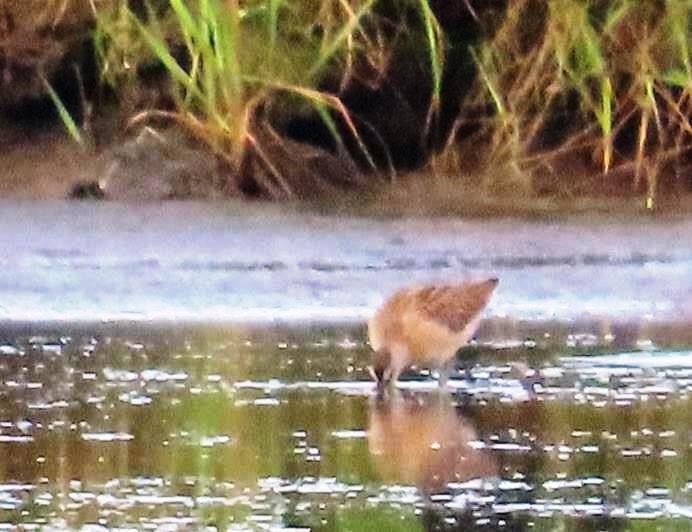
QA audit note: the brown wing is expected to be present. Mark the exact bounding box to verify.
[414,279,498,332]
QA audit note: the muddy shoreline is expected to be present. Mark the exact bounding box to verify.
[0,125,102,199]
[3,124,692,219]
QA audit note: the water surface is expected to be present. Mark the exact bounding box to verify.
[0,201,690,322]
[2,202,692,530]
[2,323,692,530]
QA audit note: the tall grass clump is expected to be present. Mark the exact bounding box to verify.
[88,0,444,198]
[442,0,692,205]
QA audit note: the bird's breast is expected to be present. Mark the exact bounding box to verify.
[401,310,461,365]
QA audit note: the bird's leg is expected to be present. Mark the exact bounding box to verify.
[465,364,474,383]
[437,358,455,391]
[457,358,475,391]
[457,347,479,385]
[512,362,543,398]
[437,368,448,390]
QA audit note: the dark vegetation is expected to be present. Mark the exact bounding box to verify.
[0,0,690,210]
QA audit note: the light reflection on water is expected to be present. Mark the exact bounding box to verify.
[1,322,692,530]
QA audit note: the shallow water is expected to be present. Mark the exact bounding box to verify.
[2,323,692,531]
[2,202,692,530]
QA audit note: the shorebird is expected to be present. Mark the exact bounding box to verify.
[368,278,499,388]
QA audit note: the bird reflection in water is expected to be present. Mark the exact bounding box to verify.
[367,390,496,496]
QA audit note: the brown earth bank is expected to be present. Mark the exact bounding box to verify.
[2,118,692,219]
[0,123,101,199]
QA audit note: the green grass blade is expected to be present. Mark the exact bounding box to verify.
[169,0,202,46]
[664,69,692,88]
[210,0,242,98]
[131,13,204,104]
[307,0,376,79]
[666,0,691,77]
[603,2,632,32]
[268,0,283,50]
[470,47,505,118]
[41,75,84,146]
[416,0,443,109]
[595,77,613,172]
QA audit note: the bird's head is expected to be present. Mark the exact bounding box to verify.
[370,349,393,388]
